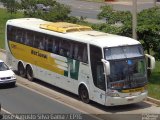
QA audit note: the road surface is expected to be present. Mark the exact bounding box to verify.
[0,51,160,120]
[56,0,159,23]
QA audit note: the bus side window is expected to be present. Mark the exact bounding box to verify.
[34,32,43,48]
[58,39,64,56]
[54,40,59,54]
[38,38,44,50]
[48,38,53,52]
[26,31,34,46]
[73,44,78,59]
[69,42,74,58]
[19,29,25,44]
[77,45,83,61]
[90,45,105,91]
[15,28,22,43]
[73,42,88,63]
[52,39,56,53]
[7,25,14,41]
[63,40,70,57]
[43,36,48,51]
[82,46,88,63]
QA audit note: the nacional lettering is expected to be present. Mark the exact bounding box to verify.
[31,50,47,59]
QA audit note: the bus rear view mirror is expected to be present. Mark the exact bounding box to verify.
[101,59,110,76]
[145,54,155,70]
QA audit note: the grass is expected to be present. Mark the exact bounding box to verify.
[148,61,160,99]
[0,8,24,49]
[0,8,160,100]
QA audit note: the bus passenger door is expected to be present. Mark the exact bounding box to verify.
[90,45,106,105]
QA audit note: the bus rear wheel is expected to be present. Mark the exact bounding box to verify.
[79,85,89,104]
[26,66,34,81]
[18,63,26,77]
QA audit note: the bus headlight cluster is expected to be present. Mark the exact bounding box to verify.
[107,90,120,97]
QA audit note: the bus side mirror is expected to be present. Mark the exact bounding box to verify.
[101,59,110,75]
[145,54,155,70]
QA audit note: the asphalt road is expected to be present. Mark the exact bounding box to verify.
[1,1,159,23]
[56,0,159,23]
[0,85,80,114]
[0,51,98,120]
[1,50,160,120]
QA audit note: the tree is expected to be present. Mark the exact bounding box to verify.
[0,0,20,14]
[98,5,160,60]
[98,5,131,25]
[97,5,132,37]
[20,0,72,22]
[137,7,160,60]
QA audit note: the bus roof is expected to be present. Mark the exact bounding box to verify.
[6,18,140,48]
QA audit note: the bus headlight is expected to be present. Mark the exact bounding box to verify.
[107,90,120,97]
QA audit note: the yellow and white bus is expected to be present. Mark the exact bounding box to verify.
[6,18,155,106]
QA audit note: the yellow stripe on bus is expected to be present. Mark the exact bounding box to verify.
[9,41,65,75]
[122,87,145,93]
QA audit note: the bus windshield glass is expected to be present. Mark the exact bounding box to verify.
[105,45,144,60]
[104,45,147,90]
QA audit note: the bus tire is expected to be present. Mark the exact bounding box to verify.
[79,85,90,104]
[26,65,34,81]
[18,62,26,78]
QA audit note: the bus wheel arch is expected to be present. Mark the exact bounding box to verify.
[18,61,26,77]
[78,84,90,104]
[26,64,34,81]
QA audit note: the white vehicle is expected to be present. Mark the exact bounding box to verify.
[5,18,155,106]
[0,60,16,86]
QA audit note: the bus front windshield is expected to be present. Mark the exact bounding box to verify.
[104,45,147,90]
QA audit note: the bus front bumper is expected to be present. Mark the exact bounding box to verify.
[105,92,147,106]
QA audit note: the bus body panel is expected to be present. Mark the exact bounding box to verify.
[105,92,147,106]
[5,18,152,106]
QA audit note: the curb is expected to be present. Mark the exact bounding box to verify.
[0,48,160,106]
[147,97,160,106]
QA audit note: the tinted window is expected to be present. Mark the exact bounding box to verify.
[7,25,88,63]
[90,45,106,91]
[0,62,9,71]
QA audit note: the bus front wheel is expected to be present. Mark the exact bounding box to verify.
[79,85,90,104]
[18,63,26,77]
[26,65,34,81]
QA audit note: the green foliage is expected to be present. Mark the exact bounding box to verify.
[20,0,71,22]
[137,7,160,59]
[97,5,132,37]
[98,5,132,25]
[19,0,87,23]
[148,61,160,99]
[0,0,20,14]
[98,5,160,60]
[91,23,122,35]
[0,8,24,49]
